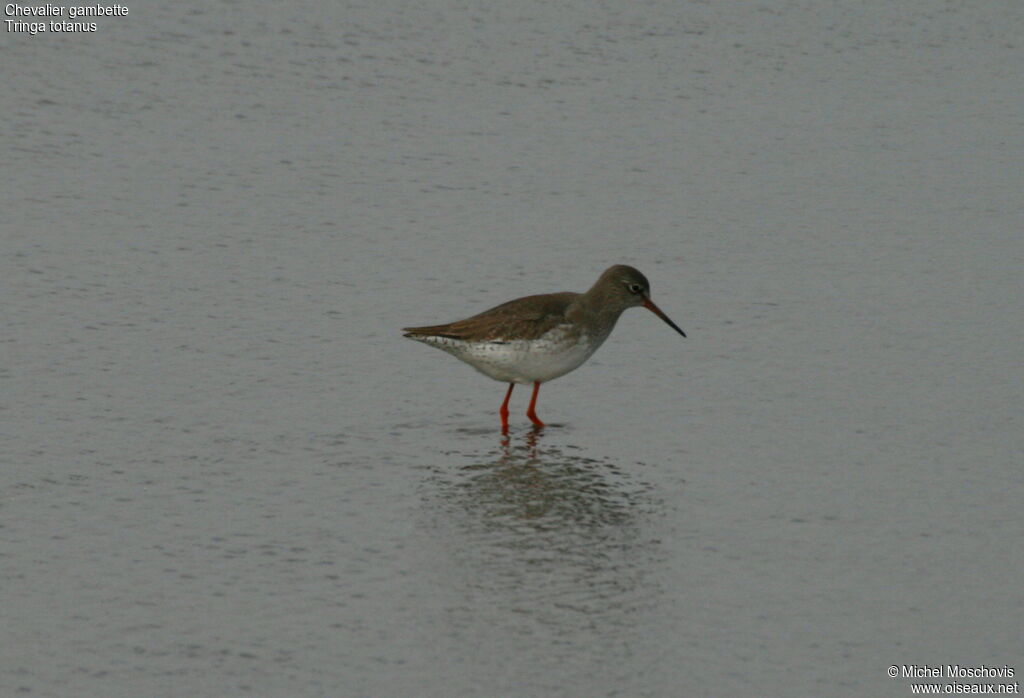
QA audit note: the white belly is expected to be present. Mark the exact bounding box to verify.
[415,325,609,384]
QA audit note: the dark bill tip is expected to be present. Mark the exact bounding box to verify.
[642,298,686,338]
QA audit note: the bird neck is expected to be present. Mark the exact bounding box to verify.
[573,288,627,337]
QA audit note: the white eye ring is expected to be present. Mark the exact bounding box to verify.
[628,283,643,294]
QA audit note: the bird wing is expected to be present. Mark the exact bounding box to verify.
[403,292,578,342]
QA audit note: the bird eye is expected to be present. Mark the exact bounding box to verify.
[628,283,643,294]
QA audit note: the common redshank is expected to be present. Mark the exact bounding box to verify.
[403,264,686,432]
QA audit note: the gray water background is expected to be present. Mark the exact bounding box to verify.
[3,1,1022,696]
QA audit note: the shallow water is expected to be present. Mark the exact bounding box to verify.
[3,0,1022,696]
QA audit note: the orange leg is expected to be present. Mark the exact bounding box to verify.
[526,381,545,428]
[499,383,514,433]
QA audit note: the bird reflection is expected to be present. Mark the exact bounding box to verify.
[422,430,664,624]
[454,430,639,528]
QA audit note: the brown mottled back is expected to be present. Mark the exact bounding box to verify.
[403,292,580,343]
